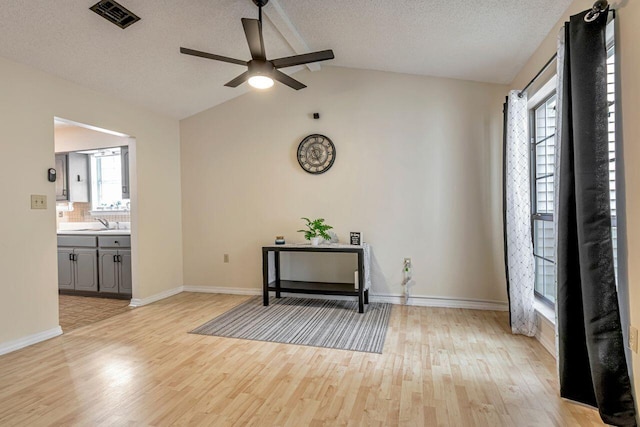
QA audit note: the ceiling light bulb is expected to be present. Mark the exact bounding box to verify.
[248,75,274,89]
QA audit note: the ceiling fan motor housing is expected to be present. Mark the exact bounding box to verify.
[249,60,274,77]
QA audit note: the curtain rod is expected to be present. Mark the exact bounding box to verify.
[517,54,557,98]
[517,0,610,98]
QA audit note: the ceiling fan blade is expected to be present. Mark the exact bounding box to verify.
[241,18,266,60]
[271,50,335,69]
[224,71,251,88]
[180,47,246,66]
[272,70,306,90]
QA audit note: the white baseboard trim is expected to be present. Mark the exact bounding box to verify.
[371,294,509,311]
[182,286,508,311]
[0,326,63,356]
[129,286,184,307]
[183,286,261,296]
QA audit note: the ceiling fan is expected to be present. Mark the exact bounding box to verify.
[180,0,335,90]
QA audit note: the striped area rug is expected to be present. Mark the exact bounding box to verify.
[190,297,391,353]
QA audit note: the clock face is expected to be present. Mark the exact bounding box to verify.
[297,134,336,174]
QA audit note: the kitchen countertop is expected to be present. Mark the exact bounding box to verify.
[57,229,131,235]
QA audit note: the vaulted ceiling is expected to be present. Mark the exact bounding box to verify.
[0,0,573,119]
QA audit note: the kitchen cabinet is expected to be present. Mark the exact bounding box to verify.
[55,154,68,201]
[121,146,130,200]
[55,153,90,202]
[57,248,74,290]
[57,248,98,292]
[98,249,131,294]
[98,236,132,295]
[58,234,131,296]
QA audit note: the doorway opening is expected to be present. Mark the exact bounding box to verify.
[53,117,136,332]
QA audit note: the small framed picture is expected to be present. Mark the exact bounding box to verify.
[350,232,362,245]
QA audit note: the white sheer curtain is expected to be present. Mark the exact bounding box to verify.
[505,90,536,336]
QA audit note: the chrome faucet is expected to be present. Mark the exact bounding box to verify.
[96,218,110,229]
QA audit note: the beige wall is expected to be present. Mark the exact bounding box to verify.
[0,55,183,346]
[510,0,640,411]
[180,66,508,303]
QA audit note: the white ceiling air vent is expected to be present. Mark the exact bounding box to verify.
[90,0,140,29]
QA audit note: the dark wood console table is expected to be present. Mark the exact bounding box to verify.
[262,244,370,313]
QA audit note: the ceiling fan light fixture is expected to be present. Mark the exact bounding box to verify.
[248,75,274,89]
[180,0,334,91]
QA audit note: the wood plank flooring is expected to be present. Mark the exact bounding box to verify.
[59,294,132,332]
[0,292,604,426]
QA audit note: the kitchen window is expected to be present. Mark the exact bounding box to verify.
[89,147,130,211]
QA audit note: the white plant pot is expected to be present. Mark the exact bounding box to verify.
[311,237,321,246]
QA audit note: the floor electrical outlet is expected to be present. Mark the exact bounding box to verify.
[630,325,639,354]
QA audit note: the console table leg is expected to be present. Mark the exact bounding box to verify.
[274,251,281,298]
[262,250,269,306]
[364,289,369,305]
[358,251,365,313]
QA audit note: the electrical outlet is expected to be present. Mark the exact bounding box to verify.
[224,254,229,263]
[630,325,639,354]
[30,195,47,210]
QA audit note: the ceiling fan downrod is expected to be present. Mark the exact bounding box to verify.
[252,0,269,23]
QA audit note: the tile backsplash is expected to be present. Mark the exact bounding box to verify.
[57,202,131,225]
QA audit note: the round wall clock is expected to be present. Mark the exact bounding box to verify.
[297,134,336,174]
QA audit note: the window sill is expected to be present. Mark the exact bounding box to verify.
[534,298,555,325]
[90,210,130,215]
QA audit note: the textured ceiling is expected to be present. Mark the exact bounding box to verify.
[0,0,573,119]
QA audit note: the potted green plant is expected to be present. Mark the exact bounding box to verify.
[297,217,333,246]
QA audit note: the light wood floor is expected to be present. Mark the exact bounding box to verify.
[0,293,604,426]
[59,294,132,332]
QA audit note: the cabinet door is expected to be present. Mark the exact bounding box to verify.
[67,153,90,203]
[55,154,68,202]
[57,249,74,290]
[118,249,132,294]
[121,146,130,200]
[74,249,98,292]
[98,249,119,293]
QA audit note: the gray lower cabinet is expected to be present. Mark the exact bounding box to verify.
[97,238,132,295]
[119,250,132,293]
[57,248,75,290]
[58,234,131,295]
[57,247,98,292]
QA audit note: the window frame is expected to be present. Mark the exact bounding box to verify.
[529,93,557,307]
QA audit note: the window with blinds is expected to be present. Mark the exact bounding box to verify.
[607,46,618,279]
[531,95,557,304]
[528,43,617,305]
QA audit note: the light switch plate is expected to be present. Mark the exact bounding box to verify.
[31,195,47,210]
[630,325,639,354]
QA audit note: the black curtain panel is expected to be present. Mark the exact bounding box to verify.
[502,97,512,327]
[557,8,637,426]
